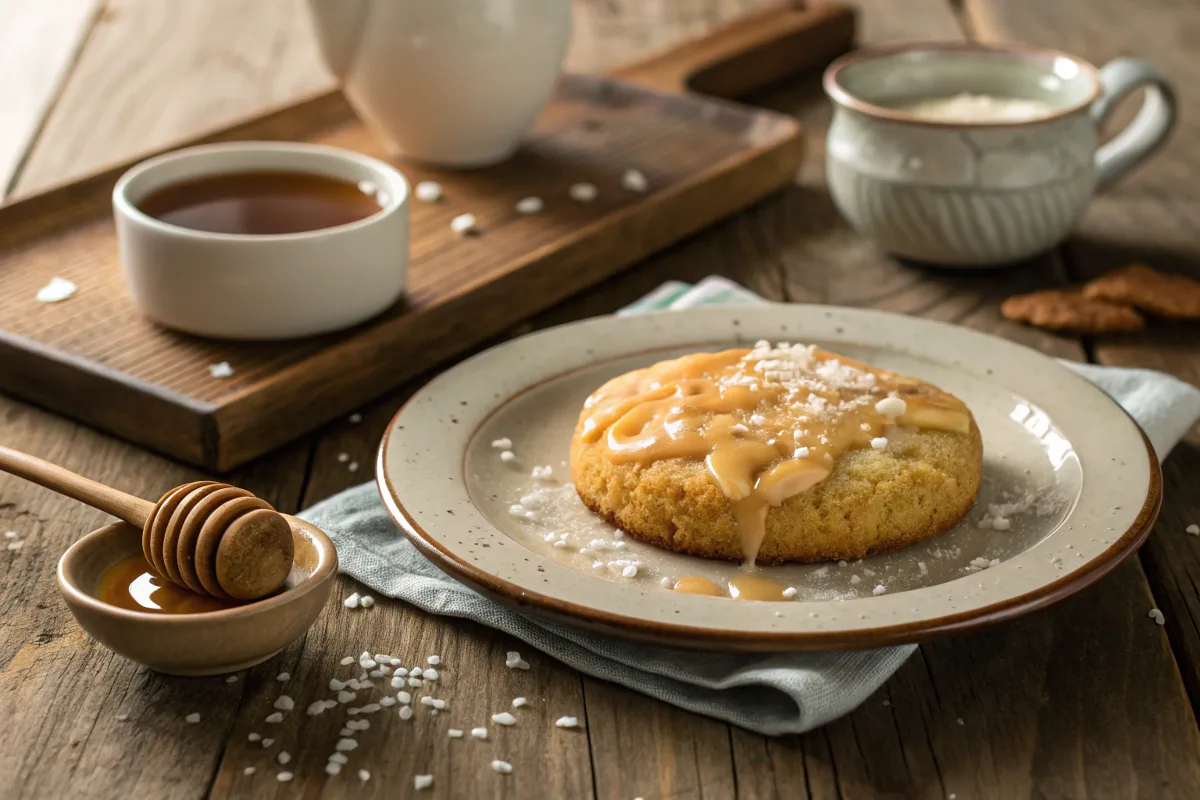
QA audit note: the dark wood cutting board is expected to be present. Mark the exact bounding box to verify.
[0,1,856,470]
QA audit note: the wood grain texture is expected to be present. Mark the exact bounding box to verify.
[0,0,100,195]
[0,6,864,469]
[970,0,1200,751]
[13,0,333,197]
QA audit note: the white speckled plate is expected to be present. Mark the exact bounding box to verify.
[376,305,1160,651]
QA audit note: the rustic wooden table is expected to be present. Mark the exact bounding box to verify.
[3,1,1200,797]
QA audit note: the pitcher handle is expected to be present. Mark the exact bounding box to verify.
[1090,58,1177,191]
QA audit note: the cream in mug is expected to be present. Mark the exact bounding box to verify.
[897,93,1054,123]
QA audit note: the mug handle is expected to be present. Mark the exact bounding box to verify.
[1089,58,1177,191]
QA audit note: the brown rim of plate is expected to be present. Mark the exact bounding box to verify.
[376,395,1162,652]
[56,515,339,623]
[823,40,1103,129]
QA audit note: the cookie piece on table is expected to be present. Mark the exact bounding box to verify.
[1082,263,1200,319]
[1001,289,1144,333]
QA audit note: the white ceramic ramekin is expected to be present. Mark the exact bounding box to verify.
[113,141,409,340]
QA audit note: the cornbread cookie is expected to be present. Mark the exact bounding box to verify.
[1001,289,1144,333]
[571,342,982,565]
[1082,263,1200,319]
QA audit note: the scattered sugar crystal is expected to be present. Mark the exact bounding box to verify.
[850,575,861,585]
[2,531,16,539]
[329,753,349,765]
[471,727,488,739]
[516,196,544,214]
[512,697,528,708]
[116,713,129,721]
[411,667,424,678]
[555,716,579,728]
[325,763,341,776]
[918,561,928,574]
[343,593,360,609]
[872,585,886,596]
[248,733,261,742]
[427,655,441,666]
[338,690,356,704]
[36,277,77,303]
[307,701,327,715]
[208,362,234,379]
[569,182,597,202]
[360,703,381,713]
[335,738,358,752]
[424,668,439,681]
[415,181,442,202]
[243,767,255,776]
[492,760,513,774]
[968,557,993,571]
[358,769,371,782]
[449,729,464,738]
[1188,524,1200,535]
[505,651,530,670]
[380,696,396,708]
[660,576,672,588]
[225,675,238,684]
[348,413,362,423]
[273,695,294,711]
[450,213,478,235]
[415,774,434,790]
[408,677,423,687]
[1150,608,1166,625]
[750,414,767,426]
[500,450,516,463]
[276,772,293,782]
[531,465,553,481]
[360,656,378,669]
[420,696,435,707]
[185,712,200,723]
[838,560,848,567]
[360,595,375,608]
[397,691,412,704]
[337,452,349,463]
[261,738,275,748]
[340,656,355,666]
[870,437,888,451]
[782,587,797,599]
[492,712,517,726]
[277,751,291,765]
[265,712,283,723]
[399,706,414,720]
[621,168,648,192]
[492,438,512,449]
[348,461,360,473]
[991,517,1012,531]
[621,564,637,578]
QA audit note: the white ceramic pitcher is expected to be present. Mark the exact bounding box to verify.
[306,0,572,168]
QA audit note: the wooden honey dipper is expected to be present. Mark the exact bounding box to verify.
[0,444,293,600]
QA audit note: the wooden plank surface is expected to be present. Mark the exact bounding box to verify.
[967,0,1200,746]
[0,0,99,195]
[3,0,1200,798]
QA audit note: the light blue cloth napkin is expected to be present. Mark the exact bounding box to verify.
[301,276,1200,735]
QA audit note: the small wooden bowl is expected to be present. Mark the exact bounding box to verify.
[57,516,337,676]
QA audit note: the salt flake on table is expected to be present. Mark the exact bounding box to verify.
[208,362,234,378]
[569,182,597,202]
[516,196,544,214]
[36,277,77,303]
[415,181,442,202]
[185,712,200,723]
[621,169,648,193]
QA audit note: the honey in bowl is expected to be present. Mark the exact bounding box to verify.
[97,553,245,614]
[136,170,383,235]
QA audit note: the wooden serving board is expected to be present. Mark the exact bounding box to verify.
[0,2,855,470]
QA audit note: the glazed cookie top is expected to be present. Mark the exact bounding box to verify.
[574,341,973,561]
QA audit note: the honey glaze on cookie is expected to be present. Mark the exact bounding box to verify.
[573,341,972,566]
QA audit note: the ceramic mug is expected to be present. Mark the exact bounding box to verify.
[823,43,1177,266]
[306,0,572,168]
